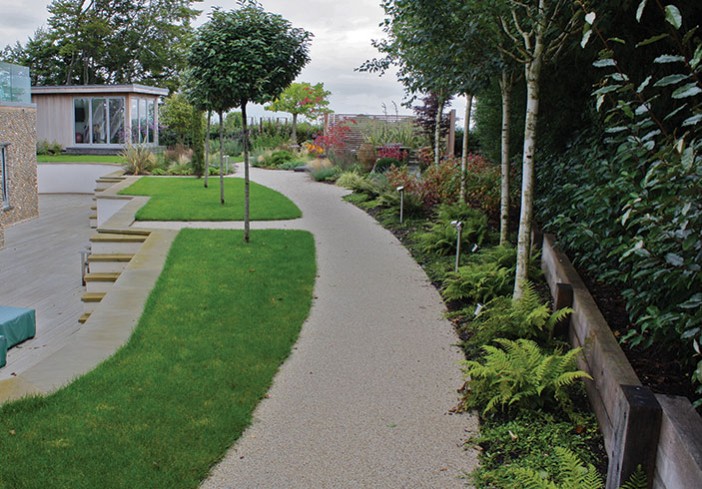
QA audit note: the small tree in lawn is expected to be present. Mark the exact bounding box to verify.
[185,1,311,241]
[264,82,331,145]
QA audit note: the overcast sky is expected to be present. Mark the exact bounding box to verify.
[0,0,468,124]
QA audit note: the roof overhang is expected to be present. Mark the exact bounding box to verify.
[31,84,169,97]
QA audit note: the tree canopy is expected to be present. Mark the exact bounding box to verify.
[1,0,200,90]
[264,82,331,143]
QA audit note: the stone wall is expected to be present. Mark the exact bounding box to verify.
[0,105,39,248]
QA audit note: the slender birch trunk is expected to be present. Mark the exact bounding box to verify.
[242,102,251,243]
[434,95,444,167]
[291,112,298,145]
[513,44,544,300]
[499,71,512,245]
[460,94,473,203]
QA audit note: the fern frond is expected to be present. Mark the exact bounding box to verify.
[508,467,559,489]
[618,466,647,489]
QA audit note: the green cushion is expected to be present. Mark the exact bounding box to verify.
[0,306,36,349]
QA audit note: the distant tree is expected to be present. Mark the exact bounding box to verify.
[184,1,311,242]
[264,82,332,144]
[412,92,453,154]
[160,93,196,145]
[3,0,199,90]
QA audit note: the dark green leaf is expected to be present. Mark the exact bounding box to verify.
[672,83,702,99]
[664,5,682,30]
[653,74,689,87]
[636,33,669,47]
[654,54,686,63]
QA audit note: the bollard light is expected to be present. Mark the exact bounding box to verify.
[450,220,463,272]
[471,243,479,253]
[396,186,405,224]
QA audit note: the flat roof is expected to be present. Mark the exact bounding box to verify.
[32,84,169,97]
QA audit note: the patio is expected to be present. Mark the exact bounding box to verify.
[0,194,93,380]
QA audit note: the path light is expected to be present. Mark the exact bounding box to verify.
[471,243,479,253]
[396,186,405,223]
[451,220,463,272]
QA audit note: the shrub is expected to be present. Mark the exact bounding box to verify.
[336,171,367,191]
[120,144,157,175]
[442,246,516,305]
[374,157,400,173]
[414,205,488,256]
[255,149,295,168]
[461,338,591,416]
[507,447,603,489]
[459,281,567,355]
[37,140,63,155]
[310,166,342,182]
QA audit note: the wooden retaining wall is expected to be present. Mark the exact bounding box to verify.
[540,233,702,489]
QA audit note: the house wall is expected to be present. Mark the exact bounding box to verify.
[34,94,73,147]
[33,91,162,149]
[0,104,39,248]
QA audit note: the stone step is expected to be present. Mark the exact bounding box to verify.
[88,253,133,273]
[81,292,106,314]
[90,232,147,255]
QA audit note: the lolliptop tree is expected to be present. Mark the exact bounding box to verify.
[265,82,331,144]
[184,0,311,242]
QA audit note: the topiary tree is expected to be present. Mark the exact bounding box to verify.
[184,0,311,242]
[264,82,331,144]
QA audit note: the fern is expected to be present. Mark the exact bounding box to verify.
[460,282,573,355]
[507,447,603,489]
[414,205,488,256]
[461,338,591,415]
[619,466,647,489]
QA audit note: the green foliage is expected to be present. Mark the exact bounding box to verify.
[415,204,488,256]
[254,149,295,168]
[374,157,400,172]
[472,410,604,489]
[357,117,423,148]
[461,338,591,415]
[15,0,198,89]
[537,1,702,401]
[336,171,367,191]
[120,144,157,175]
[36,139,62,155]
[264,82,331,127]
[619,467,648,489]
[184,3,311,114]
[460,281,568,356]
[507,447,603,489]
[442,245,520,305]
[310,166,342,182]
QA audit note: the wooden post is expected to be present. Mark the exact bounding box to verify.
[446,109,456,158]
[606,385,661,489]
[553,282,573,337]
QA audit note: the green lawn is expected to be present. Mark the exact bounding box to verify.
[0,229,316,489]
[120,177,302,221]
[37,154,124,164]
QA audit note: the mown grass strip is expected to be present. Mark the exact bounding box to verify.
[0,229,316,489]
[37,154,124,164]
[120,176,302,221]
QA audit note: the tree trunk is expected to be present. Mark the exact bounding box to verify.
[499,71,512,246]
[460,94,473,203]
[242,102,251,243]
[434,95,444,167]
[291,112,298,145]
[219,109,224,205]
[204,109,211,188]
[513,49,544,300]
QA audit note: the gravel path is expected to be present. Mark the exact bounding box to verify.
[173,167,479,488]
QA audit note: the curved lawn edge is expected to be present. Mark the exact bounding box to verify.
[119,176,302,221]
[0,229,316,488]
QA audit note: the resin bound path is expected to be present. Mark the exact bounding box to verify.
[137,166,479,488]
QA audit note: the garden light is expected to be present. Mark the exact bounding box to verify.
[396,185,405,223]
[450,220,463,272]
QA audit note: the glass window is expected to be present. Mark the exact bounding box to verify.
[131,98,139,144]
[74,98,89,144]
[109,98,125,144]
[147,100,155,144]
[139,98,148,144]
[91,98,107,144]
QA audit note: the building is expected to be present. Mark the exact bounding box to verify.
[0,62,39,248]
[31,84,169,152]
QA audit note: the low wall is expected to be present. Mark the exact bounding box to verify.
[541,233,702,489]
[38,164,119,194]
